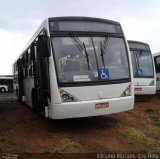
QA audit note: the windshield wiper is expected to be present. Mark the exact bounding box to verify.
[70,32,90,70]
[103,35,109,55]
[91,37,99,71]
[83,42,90,70]
[100,42,105,68]
[135,51,140,68]
[100,35,109,68]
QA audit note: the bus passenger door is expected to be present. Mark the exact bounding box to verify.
[31,35,51,116]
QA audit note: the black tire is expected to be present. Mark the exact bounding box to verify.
[0,87,6,93]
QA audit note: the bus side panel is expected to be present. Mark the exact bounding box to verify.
[156,73,160,91]
[23,78,34,107]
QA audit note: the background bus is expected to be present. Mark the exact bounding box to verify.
[13,17,134,119]
[0,75,13,92]
[128,40,156,95]
[153,52,160,91]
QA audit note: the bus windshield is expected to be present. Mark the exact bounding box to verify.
[52,36,130,83]
[130,50,154,77]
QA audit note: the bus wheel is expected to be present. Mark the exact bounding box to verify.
[0,87,6,93]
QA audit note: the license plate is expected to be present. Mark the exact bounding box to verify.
[95,103,109,109]
[134,87,142,91]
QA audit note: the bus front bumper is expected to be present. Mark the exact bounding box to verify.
[49,96,134,119]
[134,86,156,95]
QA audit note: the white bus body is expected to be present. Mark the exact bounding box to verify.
[128,41,156,95]
[0,85,8,92]
[0,76,13,92]
[153,52,160,91]
[13,17,134,119]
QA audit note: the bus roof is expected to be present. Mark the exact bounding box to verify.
[128,40,150,51]
[128,40,149,46]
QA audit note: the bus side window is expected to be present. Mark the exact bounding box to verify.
[31,44,37,77]
[30,44,36,77]
[22,55,26,78]
[28,48,33,77]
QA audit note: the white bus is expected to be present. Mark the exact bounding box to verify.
[153,52,160,91]
[13,17,134,119]
[128,40,156,95]
[0,75,13,92]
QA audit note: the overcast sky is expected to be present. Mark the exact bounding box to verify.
[0,0,160,75]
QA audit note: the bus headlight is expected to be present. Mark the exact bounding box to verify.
[59,89,78,102]
[62,94,69,101]
[121,85,131,97]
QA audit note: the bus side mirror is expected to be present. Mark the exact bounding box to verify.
[38,35,51,57]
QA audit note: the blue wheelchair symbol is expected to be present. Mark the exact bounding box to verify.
[137,68,143,76]
[98,68,110,80]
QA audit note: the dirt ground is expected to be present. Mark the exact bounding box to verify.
[0,93,160,158]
